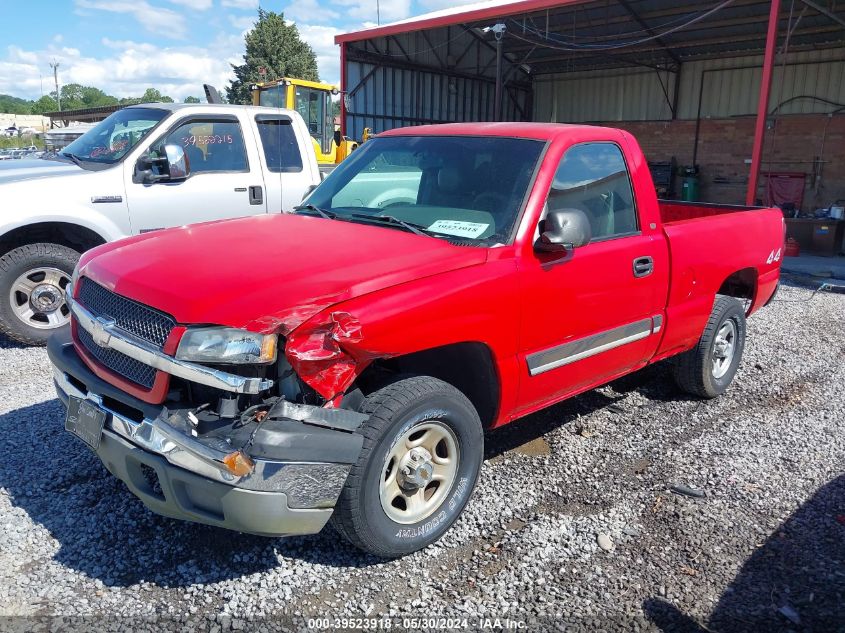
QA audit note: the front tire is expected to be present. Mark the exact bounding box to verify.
[673,296,746,398]
[0,243,78,346]
[332,376,483,558]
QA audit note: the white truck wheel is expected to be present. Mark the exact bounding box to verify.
[0,243,79,346]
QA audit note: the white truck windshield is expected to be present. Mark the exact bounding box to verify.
[61,107,168,166]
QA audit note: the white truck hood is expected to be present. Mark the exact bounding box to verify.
[0,158,84,185]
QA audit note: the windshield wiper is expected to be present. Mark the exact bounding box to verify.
[293,203,337,220]
[349,213,430,237]
[60,152,84,167]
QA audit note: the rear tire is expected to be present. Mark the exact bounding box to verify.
[332,376,483,558]
[0,243,78,346]
[673,296,746,398]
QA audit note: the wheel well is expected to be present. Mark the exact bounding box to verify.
[0,222,106,257]
[718,267,757,302]
[355,342,500,428]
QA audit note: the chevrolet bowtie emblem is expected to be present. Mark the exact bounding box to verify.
[92,316,116,347]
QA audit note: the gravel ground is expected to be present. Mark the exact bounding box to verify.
[1,281,843,632]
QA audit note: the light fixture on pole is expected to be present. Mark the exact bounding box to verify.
[482,23,506,121]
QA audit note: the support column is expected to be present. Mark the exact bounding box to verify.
[340,42,347,137]
[746,0,781,206]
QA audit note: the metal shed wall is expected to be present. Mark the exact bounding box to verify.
[534,48,845,122]
[342,28,532,140]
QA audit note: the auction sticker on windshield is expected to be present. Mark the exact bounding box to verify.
[428,220,489,238]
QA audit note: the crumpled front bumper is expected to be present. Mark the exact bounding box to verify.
[47,330,364,537]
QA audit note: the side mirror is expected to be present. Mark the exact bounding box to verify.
[301,184,317,201]
[535,208,592,253]
[133,144,190,184]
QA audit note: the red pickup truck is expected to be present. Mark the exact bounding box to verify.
[48,123,783,557]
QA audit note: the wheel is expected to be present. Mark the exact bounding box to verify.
[332,376,483,558]
[673,296,746,398]
[0,243,79,345]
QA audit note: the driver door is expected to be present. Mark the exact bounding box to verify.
[514,142,668,415]
[124,113,267,233]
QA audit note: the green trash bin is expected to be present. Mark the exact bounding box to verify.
[681,176,699,202]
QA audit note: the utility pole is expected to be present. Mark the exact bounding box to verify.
[49,60,61,110]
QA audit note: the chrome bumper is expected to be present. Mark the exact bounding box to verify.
[68,294,273,395]
[53,364,351,510]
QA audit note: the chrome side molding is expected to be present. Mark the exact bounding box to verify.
[527,315,664,376]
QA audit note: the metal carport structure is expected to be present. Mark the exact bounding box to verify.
[335,0,845,205]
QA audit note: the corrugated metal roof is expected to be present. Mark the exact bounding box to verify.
[338,0,845,75]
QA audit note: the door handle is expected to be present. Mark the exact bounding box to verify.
[633,256,654,278]
[248,185,263,205]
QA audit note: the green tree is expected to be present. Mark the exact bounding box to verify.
[80,86,119,107]
[226,9,319,105]
[30,95,58,114]
[0,94,32,114]
[59,83,86,109]
[53,84,120,110]
[140,87,174,103]
[183,95,201,103]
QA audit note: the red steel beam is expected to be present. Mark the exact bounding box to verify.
[340,41,347,137]
[335,0,585,44]
[746,0,782,206]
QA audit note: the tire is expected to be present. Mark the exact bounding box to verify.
[332,376,483,558]
[0,243,79,346]
[673,296,746,398]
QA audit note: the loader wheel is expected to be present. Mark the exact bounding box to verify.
[0,243,79,346]
[332,376,483,558]
[673,296,746,398]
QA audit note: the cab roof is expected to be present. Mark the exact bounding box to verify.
[377,121,626,142]
[124,102,297,116]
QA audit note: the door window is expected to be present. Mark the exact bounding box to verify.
[548,143,638,240]
[295,87,324,136]
[256,118,303,172]
[159,119,248,174]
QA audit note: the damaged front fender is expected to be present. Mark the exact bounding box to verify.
[285,310,383,401]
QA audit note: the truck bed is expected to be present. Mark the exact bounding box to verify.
[653,199,783,362]
[658,200,770,224]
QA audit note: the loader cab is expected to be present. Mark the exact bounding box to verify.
[253,78,337,162]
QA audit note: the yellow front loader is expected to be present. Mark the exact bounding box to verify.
[251,78,366,173]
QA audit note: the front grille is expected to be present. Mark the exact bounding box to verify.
[77,327,157,388]
[78,278,175,348]
[76,278,176,390]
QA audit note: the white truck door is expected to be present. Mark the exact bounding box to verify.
[123,112,267,232]
[252,113,320,213]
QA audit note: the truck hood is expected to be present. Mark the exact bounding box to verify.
[0,158,82,184]
[79,213,489,333]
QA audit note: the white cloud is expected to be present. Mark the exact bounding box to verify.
[228,14,256,31]
[221,0,258,8]
[283,0,339,23]
[74,0,188,39]
[294,23,343,85]
[331,0,411,23]
[417,0,464,8]
[167,0,212,9]
[0,38,241,102]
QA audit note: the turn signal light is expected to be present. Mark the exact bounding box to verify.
[223,450,255,477]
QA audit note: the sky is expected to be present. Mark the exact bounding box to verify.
[0,0,485,102]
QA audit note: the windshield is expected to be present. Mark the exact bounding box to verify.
[304,135,544,244]
[61,107,168,165]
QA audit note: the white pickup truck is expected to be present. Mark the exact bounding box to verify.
[0,103,321,344]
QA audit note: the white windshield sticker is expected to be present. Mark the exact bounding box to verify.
[428,220,490,238]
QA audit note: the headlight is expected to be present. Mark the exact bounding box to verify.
[67,265,80,301]
[176,327,277,364]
